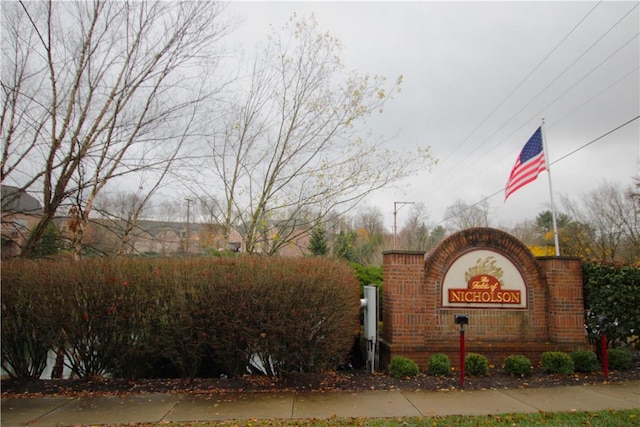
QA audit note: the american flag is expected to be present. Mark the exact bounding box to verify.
[504,127,547,201]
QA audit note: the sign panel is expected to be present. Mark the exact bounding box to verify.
[441,249,527,308]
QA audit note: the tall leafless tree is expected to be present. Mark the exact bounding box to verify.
[398,202,432,251]
[562,181,639,263]
[195,15,436,254]
[350,205,386,264]
[1,0,230,259]
[444,199,491,231]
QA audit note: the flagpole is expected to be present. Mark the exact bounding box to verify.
[540,118,560,256]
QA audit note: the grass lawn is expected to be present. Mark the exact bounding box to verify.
[114,409,639,426]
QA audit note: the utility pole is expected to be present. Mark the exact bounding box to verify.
[393,201,414,249]
[185,198,192,253]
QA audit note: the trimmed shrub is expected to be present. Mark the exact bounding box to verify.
[428,353,451,376]
[0,261,55,378]
[607,348,633,371]
[465,353,489,376]
[541,352,575,375]
[208,257,361,377]
[570,350,599,373]
[1,256,361,379]
[389,356,420,378]
[504,355,532,377]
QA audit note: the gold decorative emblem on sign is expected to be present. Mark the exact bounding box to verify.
[464,256,503,283]
[449,256,521,305]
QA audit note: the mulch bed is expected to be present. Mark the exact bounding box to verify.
[2,365,638,398]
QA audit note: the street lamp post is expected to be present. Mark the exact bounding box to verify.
[393,201,414,249]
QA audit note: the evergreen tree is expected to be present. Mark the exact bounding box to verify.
[32,223,60,257]
[334,230,357,262]
[308,226,329,256]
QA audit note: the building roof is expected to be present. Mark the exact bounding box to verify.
[1,185,42,215]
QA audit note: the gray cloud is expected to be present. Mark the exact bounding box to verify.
[228,1,639,228]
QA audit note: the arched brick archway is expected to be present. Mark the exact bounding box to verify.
[425,228,543,286]
[379,228,588,369]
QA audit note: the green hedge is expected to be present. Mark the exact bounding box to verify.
[607,348,633,371]
[583,262,640,351]
[1,257,360,379]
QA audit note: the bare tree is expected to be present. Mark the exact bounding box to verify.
[92,190,152,255]
[351,206,385,264]
[195,194,224,224]
[444,199,490,231]
[508,219,539,247]
[153,199,184,223]
[562,181,639,263]
[196,15,436,255]
[398,202,431,251]
[1,1,230,259]
[354,206,386,237]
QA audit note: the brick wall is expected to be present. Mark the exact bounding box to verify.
[538,256,587,343]
[379,228,589,370]
[381,251,429,367]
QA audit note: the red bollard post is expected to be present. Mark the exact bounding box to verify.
[455,314,468,387]
[460,327,465,387]
[600,332,609,380]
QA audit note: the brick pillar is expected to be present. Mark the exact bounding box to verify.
[537,256,588,347]
[380,250,427,368]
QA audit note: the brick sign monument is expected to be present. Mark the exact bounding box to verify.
[379,227,589,369]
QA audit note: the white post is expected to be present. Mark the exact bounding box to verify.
[361,285,378,373]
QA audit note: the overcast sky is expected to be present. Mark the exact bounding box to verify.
[226,1,639,230]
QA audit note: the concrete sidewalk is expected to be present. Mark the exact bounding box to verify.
[2,381,639,426]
